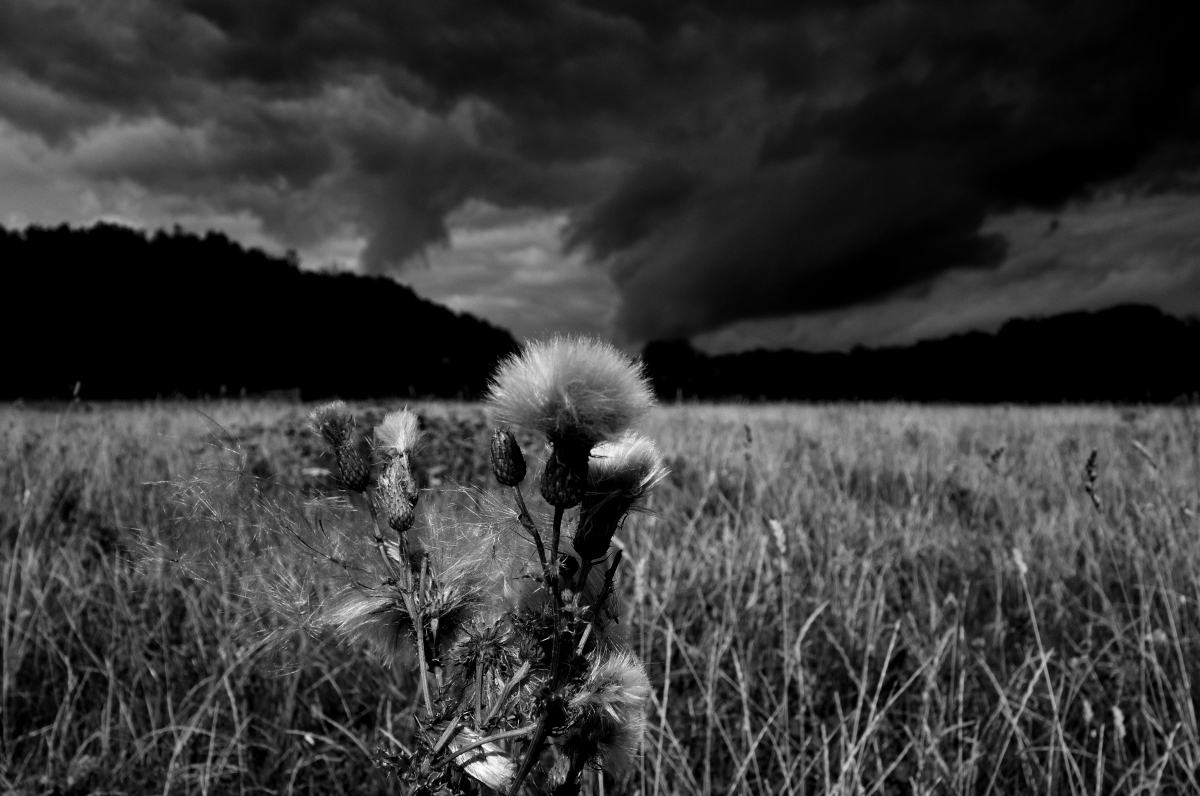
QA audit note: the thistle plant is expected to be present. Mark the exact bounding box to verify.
[308,337,662,796]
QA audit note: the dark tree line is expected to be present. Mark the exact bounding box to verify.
[2,224,519,400]
[5,223,1196,403]
[643,304,1200,403]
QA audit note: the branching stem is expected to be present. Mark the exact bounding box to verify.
[510,506,568,796]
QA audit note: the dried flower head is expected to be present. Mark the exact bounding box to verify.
[376,408,421,454]
[574,432,668,561]
[310,400,354,447]
[485,336,655,448]
[565,649,650,774]
[445,728,518,790]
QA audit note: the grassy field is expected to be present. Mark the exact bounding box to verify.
[3,399,1200,795]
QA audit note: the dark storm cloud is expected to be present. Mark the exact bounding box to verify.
[573,1,1200,340]
[1,0,1197,339]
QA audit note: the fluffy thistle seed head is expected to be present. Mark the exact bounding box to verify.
[323,590,414,661]
[575,432,668,561]
[376,408,421,454]
[565,649,651,774]
[485,336,655,448]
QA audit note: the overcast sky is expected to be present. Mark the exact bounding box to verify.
[2,0,1199,351]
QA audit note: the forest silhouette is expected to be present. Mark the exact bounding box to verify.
[643,305,1200,403]
[2,224,518,400]
[4,223,1197,403]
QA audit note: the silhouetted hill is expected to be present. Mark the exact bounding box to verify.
[2,223,519,400]
[643,305,1200,403]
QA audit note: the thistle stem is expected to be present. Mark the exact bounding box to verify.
[508,714,547,796]
[475,662,485,727]
[513,487,549,575]
[431,714,464,756]
[483,661,532,728]
[548,505,566,686]
[365,493,404,585]
[510,507,568,796]
[576,559,593,597]
[403,587,435,716]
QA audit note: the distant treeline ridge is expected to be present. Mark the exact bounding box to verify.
[644,304,1200,403]
[2,223,519,400]
[5,224,1197,403]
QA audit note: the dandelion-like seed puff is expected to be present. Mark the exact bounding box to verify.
[486,337,654,446]
[486,336,655,508]
[564,649,651,775]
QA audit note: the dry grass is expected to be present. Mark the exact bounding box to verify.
[3,400,1200,794]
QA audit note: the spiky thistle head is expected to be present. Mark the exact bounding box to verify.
[564,649,651,774]
[485,336,655,449]
[310,400,370,492]
[375,410,421,528]
[311,400,355,447]
[377,459,416,533]
[574,432,668,561]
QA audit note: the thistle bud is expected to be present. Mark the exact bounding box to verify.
[378,454,416,533]
[540,441,589,508]
[490,427,527,486]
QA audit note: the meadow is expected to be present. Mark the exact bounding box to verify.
[3,399,1200,795]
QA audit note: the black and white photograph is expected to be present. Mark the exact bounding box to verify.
[3,1,1200,793]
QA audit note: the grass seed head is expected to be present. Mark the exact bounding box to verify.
[485,336,655,448]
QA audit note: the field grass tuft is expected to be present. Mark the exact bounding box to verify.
[3,401,1200,795]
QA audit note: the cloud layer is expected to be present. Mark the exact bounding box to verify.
[1,0,1198,344]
